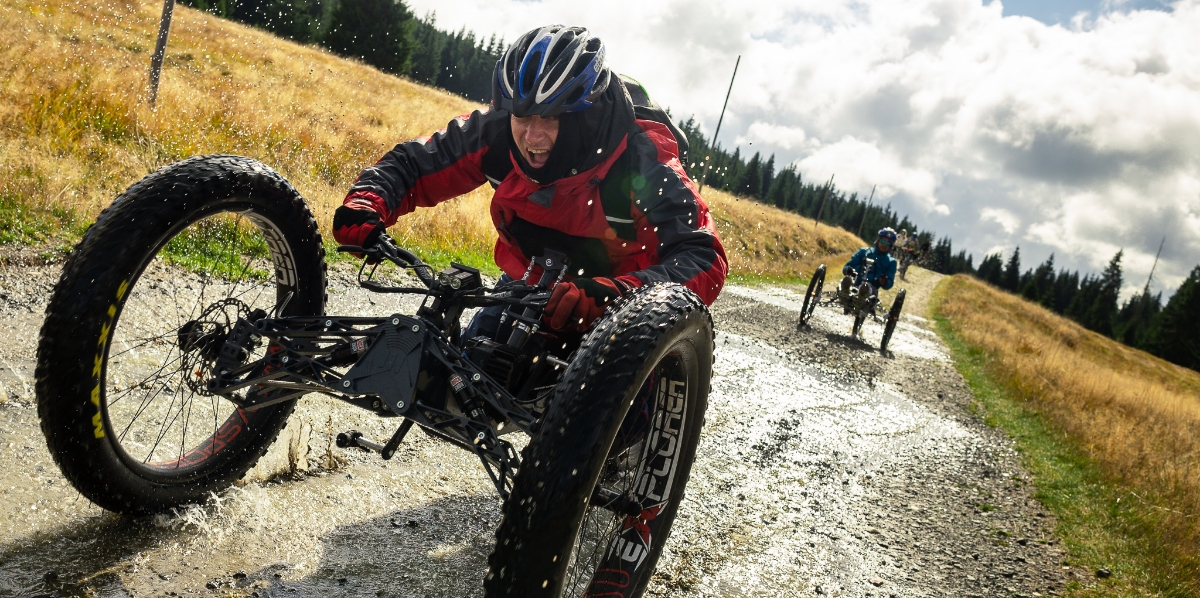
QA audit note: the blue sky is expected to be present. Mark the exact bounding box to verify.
[999,0,1169,23]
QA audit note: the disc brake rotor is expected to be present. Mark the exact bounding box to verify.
[177,298,253,395]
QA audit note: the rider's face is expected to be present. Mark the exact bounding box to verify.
[511,114,560,169]
[876,239,893,253]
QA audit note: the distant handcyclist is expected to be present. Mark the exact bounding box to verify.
[840,227,898,308]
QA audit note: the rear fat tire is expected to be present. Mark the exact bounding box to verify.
[880,288,906,352]
[799,265,825,326]
[35,155,326,514]
[484,284,714,598]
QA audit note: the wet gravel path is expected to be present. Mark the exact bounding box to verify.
[0,251,1071,597]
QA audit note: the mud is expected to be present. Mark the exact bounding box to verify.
[0,253,1077,597]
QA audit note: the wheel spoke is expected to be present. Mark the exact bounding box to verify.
[108,349,184,408]
[144,382,189,464]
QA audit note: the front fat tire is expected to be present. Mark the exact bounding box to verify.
[800,265,825,326]
[880,289,906,352]
[852,311,867,337]
[485,284,714,598]
[35,155,326,514]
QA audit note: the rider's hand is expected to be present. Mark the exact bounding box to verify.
[544,277,625,331]
[333,192,386,251]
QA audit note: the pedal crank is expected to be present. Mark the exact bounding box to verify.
[336,419,415,460]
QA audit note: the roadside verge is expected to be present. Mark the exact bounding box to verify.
[930,273,1200,596]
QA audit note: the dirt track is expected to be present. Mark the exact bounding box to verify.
[0,250,1077,597]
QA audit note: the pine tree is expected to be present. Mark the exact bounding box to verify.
[1021,254,1055,306]
[738,152,762,198]
[1002,247,1022,293]
[1067,274,1100,323]
[323,0,416,75]
[1115,290,1162,347]
[1052,269,1079,314]
[761,154,775,201]
[976,253,1004,286]
[1141,265,1200,371]
[1084,250,1123,337]
[408,13,446,84]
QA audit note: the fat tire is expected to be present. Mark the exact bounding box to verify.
[880,288,906,352]
[35,155,326,514]
[799,264,825,326]
[484,284,713,598]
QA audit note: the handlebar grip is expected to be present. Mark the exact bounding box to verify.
[376,235,436,288]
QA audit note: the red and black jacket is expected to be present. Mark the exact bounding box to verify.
[343,97,727,305]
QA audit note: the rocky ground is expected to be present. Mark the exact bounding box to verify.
[0,245,1079,597]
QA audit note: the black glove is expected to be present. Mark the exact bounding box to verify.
[333,204,384,251]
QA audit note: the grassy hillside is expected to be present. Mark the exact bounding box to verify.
[1,0,493,265]
[0,0,859,278]
[932,274,1200,594]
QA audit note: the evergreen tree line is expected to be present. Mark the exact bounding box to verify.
[975,248,1200,372]
[180,0,501,101]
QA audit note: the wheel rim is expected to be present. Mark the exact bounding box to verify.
[561,347,697,597]
[102,203,297,481]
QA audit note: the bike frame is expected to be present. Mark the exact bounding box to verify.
[202,238,568,498]
[820,261,883,323]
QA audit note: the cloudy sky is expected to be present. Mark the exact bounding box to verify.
[405,0,1200,299]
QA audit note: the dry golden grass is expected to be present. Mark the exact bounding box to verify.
[0,0,863,279]
[0,0,494,261]
[702,187,863,282]
[933,274,1200,583]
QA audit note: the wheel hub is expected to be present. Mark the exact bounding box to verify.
[177,298,254,395]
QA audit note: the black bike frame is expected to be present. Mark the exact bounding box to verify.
[202,239,568,498]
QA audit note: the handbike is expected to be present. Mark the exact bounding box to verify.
[34,155,714,598]
[797,261,906,352]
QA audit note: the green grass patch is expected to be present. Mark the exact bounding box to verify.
[161,214,272,280]
[932,301,1190,597]
[0,191,87,247]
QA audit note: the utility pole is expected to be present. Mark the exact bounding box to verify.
[1144,236,1166,295]
[697,56,740,195]
[857,184,876,239]
[148,0,176,109]
[812,174,834,230]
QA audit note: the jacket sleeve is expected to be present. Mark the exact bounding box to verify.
[844,249,866,276]
[344,107,508,225]
[879,257,897,290]
[616,123,727,305]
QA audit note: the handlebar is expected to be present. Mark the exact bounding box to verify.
[337,237,560,311]
[337,234,436,289]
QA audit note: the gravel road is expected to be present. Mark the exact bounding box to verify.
[0,248,1076,597]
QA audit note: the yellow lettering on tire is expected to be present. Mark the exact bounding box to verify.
[88,280,128,440]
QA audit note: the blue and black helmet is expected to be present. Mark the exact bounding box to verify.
[492,25,611,117]
[877,227,898,245]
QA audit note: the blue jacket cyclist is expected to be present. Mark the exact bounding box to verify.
[841,227,899,297]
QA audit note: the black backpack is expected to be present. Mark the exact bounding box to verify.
[619,74,690,163]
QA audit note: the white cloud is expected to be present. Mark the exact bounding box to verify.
[981,207,1021,234]
[403,0,1200,298]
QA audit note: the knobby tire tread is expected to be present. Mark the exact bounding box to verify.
[35,155,326,514]
[484,284,713,598]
